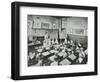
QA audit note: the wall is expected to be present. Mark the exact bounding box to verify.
[28,15,59,29]
[61,17,88,43]
[65,17,88,44]
[64,17,88,36]
[28,15,59,39]
[28,16,88,40]
[0,0,99,82]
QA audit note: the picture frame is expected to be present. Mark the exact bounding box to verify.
[11,1,98,80]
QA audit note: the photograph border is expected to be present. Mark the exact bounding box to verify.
[11,1,98,80]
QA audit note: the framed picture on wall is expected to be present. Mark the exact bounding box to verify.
[41,22,50,29]
[11,1,98,80]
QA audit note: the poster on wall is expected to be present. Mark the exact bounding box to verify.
[11,2,98,80]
